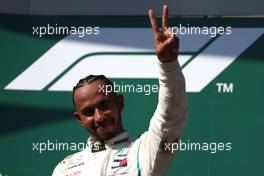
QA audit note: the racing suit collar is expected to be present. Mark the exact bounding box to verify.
[87,131,131,152]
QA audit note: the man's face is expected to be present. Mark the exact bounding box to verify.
[73,80,124,141]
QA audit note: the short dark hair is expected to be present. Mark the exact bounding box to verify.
[72,75,113,106]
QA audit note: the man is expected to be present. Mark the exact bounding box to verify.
[52,5,188,176]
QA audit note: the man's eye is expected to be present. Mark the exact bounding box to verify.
[83,109,94,116]
[100,102,111,111]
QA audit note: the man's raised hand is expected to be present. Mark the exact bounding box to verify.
[148,5,179,63]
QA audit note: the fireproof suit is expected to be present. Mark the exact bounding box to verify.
[52,59,188,176]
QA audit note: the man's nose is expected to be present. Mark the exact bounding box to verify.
[94,108,106,122]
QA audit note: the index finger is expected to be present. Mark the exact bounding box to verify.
[162,5,168,32]
[148,9,160,35]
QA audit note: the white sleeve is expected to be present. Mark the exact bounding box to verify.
[139,59,188,174]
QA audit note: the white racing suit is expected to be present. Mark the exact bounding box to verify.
[52,60,188,176]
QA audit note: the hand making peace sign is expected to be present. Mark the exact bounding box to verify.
[148,5,179,63]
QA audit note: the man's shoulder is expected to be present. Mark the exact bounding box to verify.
[129,132,149,147]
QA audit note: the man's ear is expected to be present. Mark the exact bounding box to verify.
[116,95,124,112]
